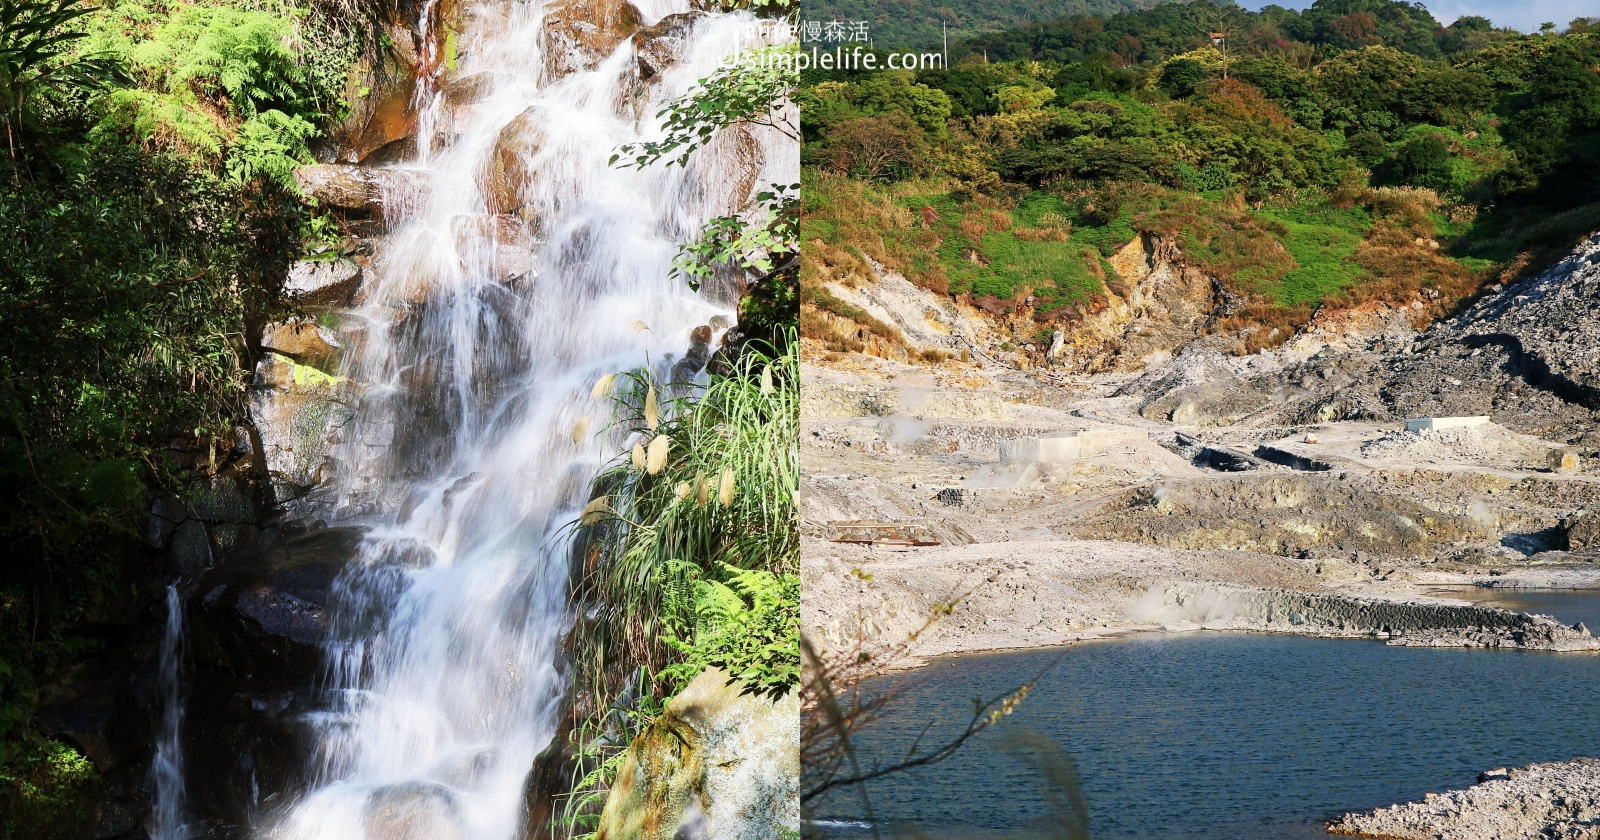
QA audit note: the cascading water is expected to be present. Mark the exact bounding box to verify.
[148,584,189,840]
[271,2,794,837]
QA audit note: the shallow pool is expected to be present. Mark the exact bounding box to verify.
[809,591,1600,839]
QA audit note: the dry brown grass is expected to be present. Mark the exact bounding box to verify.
[1014,227,1072,242]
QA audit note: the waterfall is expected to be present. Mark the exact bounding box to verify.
[270,2,794,837]
[148,584,189,840]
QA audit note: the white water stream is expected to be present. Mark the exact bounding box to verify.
[148,584,190,840]
[268,2,793,838]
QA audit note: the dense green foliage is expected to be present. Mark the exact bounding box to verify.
[1,0,363,828]
[803,0,1171,51]
[560,338,800,838]
[661,563,801,698]
[959,0,1523,64]
[82,0,362,190]
[801,0,1600,353]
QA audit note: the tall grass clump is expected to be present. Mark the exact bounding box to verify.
[556,333,799,838]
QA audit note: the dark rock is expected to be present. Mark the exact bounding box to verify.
[190,526,361,676]
[168,519,214,573]
[35,661,119,772]
[285,258,362,309]
[1564,509,1599,551]
[451,214,534,282]
[189,475,257,525]
[146,493,186,548]
[181,527,364,826]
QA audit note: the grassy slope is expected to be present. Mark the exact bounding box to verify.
[802,169,1490,355]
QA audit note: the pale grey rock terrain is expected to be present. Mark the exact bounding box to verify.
[802,231,1600,834]
[1331,758,1600,839]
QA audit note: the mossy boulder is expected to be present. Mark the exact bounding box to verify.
[597,667,799,840]
[247,352,353,499]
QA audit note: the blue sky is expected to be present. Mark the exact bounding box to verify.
[1237,0,1598,33]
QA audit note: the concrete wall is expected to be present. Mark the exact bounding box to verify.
[1405,416,1489,432]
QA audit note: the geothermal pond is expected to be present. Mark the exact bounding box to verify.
[811,590,1600,840]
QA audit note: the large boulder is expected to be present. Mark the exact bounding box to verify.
[286,258,362,309]
[248,352,353,499]
[633,12,705,80]
[262,319,342,362]
[145,474,263,573]
[596,668,799,840]
[542,0,644,81]
[190,527,361,682]
[295,165,431,219]
[481,107,544,217]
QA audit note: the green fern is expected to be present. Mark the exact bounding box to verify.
[660,562,800,700]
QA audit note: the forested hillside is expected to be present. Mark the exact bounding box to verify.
[803,0,1175,51]
[961,0,1522,63]
[801,0,1600,357]
[0,0,368,828]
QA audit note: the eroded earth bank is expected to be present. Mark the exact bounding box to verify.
[801,231,1600,836]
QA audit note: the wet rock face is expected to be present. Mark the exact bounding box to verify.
[248,352,353,500]
[191,527,361,698]
[295,164,431,221]
[633,11,705,79]
[482,107,544,217]
[597,668,800,840]
[183,528,365,827]
[542,0,644,81]
[325,28,421,164]
[365,782,467,840]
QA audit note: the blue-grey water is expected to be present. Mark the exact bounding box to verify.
[1426,586,1600,630]
[810,590,1600,840]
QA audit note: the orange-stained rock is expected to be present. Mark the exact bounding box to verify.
[327,27,421,164]
[261,320,341,360]
[480,107,544,216]
[542,0,643,81]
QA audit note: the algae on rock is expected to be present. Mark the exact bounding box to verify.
[597,667,799,840]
